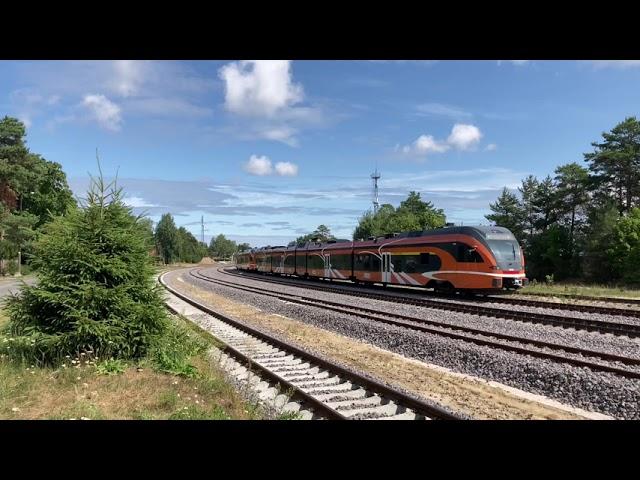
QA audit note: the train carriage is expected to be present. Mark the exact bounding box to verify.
[301,242,324,278]
[353,226,525,292]
[235,225,526,293]
[282,245,297,275]
[234,250,256,270]
[294,244,306,276]
[318,240,354,280]
[255,247,271,273]
[270,246,286,274]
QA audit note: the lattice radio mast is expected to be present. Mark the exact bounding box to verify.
[201,215,205,244]
[371,168,381,214]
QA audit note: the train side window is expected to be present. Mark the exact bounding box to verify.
[419,252,441,270]
[458,245,483,263]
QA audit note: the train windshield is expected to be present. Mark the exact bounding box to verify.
[487,240,522,270]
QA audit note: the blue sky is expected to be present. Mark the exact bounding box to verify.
[2,60,640,246]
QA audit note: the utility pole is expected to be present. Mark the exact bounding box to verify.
[371,168,381,214]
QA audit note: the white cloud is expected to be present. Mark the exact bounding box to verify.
[10,61,216,131]
[447,123,482,150]
[8,88,62,128]
[485,143,497,151]
[124,97,212,117]
[110,60,147,97]
[400,123,484,157]
[122,196,157,208]
[259,126,299,146]
[275,161,299,176]
[415,103,471,119]
[590,60,640,69]
[82,94,122,131]
[241,155,299,177]
[414,134,450,154]
[244,155,273,176]
[219,60,303,117]
[217,60,328,146]
[17,115,32,128]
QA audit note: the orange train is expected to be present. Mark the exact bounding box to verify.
[234,226,527,293]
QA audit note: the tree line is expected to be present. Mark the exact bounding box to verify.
[0,117,75,275]
[486,116,640,284]
[289,193,446,247]
[154,213,249,263]
[353,191,446,240]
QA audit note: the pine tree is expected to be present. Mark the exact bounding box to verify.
[519,175,539,240]
[485,187,526,240]
[584,117,640,215]
[352,192,445,240]
[554,162,590,257]
[4,170,168,365]
[155,213,179,264]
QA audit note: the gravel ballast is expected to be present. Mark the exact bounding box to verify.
[172,268,640,419]
[200,269,640,358]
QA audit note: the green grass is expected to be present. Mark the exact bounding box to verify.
[521,282,640,299]
[95,358,128,375]
[0,308,264,420]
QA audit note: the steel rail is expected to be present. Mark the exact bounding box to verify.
[222,268,640,338]
[160,271,462,420]
[189,268,640,380]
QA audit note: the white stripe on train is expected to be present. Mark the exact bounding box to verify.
[421,271,526,280]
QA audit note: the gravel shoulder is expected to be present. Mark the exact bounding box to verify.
[165,269,612,420]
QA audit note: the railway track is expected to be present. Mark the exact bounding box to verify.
[159,271,462,420]
[225,269,640,318]
[189,268,640,380]
[221,268,640,338]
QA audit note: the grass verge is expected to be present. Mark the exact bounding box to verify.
[0,308,264,420]
[520,282,640,299]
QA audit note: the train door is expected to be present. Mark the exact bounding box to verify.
[324,254,331,278]
[381,252,391,283]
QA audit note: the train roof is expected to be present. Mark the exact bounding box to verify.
[408,225,516,241]
[246,226,518,253]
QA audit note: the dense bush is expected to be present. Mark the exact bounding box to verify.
[3,173,168,365]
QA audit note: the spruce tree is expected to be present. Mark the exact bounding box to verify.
[4,170,168,365]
